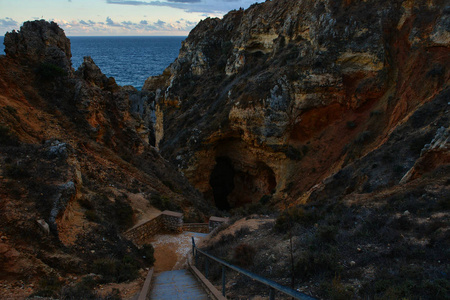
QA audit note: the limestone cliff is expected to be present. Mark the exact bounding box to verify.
[0,20,210,296]
[142,0,449,209]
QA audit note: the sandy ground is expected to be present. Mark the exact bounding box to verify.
[146,232,208,273]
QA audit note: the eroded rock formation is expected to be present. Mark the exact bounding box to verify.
[142,0,449,209]
[0,20,210,294]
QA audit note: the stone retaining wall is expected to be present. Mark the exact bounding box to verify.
[182,223,209,233]
[209,216,229,232]
[124,213,165,244]
[124,211,229,245]
[160,210,183,233]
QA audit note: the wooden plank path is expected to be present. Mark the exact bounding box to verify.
[149,269,209,300]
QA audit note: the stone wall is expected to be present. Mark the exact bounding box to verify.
[124,211,228,245]
[124,213,165,245]
[182,223,209,233]
[160,210,183,233]
[209,216,229,232]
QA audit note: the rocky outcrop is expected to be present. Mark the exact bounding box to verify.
[0,20,211,291]
[4,20,72,72]
[142,0,449,209]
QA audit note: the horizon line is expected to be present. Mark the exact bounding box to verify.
[67,35,188,37]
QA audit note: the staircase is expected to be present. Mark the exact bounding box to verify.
[149,269,209,300]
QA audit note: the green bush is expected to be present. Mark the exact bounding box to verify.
[114,199,134,229]
[37,62,67,80]
[5,163,30,179]
[93,256,140,283]
[275,206,319,232]
[140,244,156,266]
[295,246,341,279]
[61,276,122,300]
[150,193,181,212]
[85,210,101,223]
[355,130,372,144]
[233,243,256,267]
[346,121,356,129]
[0,125,18,146]
[78,197,94,210]
[320,276,354,300]
[5,105,17,115]
[32,274,63,298]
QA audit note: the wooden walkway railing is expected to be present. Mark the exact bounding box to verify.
[191,237,317,300]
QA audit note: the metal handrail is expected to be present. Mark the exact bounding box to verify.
[192,237,316,300]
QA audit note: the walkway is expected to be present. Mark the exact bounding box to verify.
[149,269,209,300]
[146,231,210,299]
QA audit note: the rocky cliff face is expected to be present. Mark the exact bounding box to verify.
[142,0,449,209]
[0,20,210,297]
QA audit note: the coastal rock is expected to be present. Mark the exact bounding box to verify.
[4,19,72,72]
[142,0,449,208]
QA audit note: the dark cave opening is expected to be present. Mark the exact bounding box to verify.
[209,156,235,210]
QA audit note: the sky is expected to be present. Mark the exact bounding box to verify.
[0,0,263,36]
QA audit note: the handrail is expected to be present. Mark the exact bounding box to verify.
[192,237,316,300]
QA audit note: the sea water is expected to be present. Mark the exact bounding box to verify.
[1,36,185,89]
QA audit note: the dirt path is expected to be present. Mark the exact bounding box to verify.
[146,232,208,273]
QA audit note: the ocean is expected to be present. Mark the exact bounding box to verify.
[1,36,185,89]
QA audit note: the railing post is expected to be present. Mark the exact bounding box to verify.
[192,236,195,255]
[205,257,209,279]
[269,287,275,300]
[222,266,226,297]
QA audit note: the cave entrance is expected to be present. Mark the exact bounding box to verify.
[209,156,235,210]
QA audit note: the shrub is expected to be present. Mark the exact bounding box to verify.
[295,246,341,279]
[259,195,272,205]
[5,163,30,179]
[139,244,156,266]
[85,210,101,223]
[37,62,67,80]
[275,206,319,232]
[60,281,96,300]
[93,256,140,283]
[5,105,17,115]
[93,258,117,282]
[61,277,122,300]
[233,243,256,267]
[317,225,338,243]
[0,125,10,143]
[78,197,94,210]
[355,131,372,144]
[284,145,309,160]
[150,193,181,212]
[32,274,63,298]
[320,276,354,300]
[114,199,134,229]
[346,121,356,129]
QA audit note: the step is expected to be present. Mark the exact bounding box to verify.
[149,269,209,300]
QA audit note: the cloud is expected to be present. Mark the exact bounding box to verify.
[0,17,18,27]
[41,17,197,36]
[122,21,136,26]
[106,0,262,14]
[106,16,121,26]
[168,0,201,3]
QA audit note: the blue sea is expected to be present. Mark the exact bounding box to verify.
[1,36,185,89]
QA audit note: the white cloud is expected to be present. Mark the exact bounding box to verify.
[105,0,262,15]
[0,18,19,35]
[44,17,196,35]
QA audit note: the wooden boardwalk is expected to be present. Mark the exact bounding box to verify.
[149,269,209,300]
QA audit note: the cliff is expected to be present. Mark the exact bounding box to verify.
[140,0,449,298]
[0,20,211,298]
[143,0,449,209]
